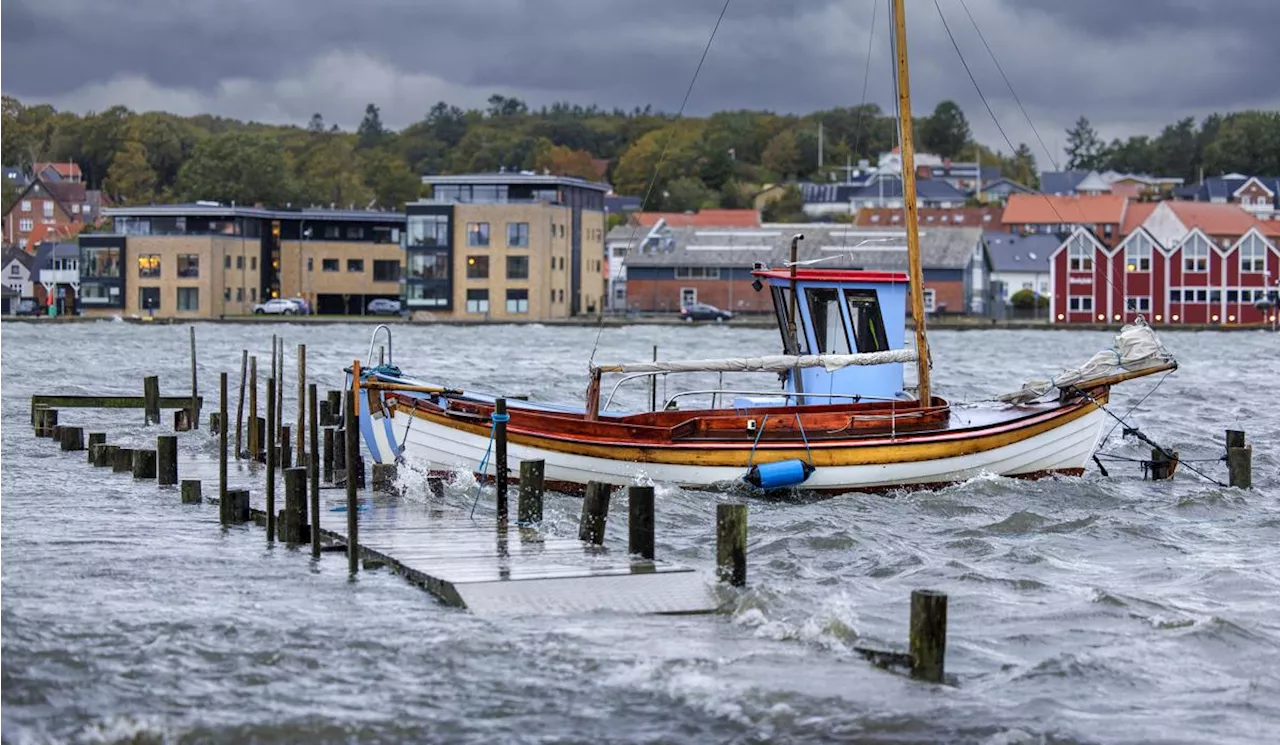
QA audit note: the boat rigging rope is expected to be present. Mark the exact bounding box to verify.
[468,410,511,518]
[744,414,770,471]
[1099,370,1173,449]
[793,413,814,466]
[586,0,733,368]
[1069,386,1230,488]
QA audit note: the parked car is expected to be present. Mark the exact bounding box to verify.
[253,298,300,315]
[679,303,733,322]
[367,298,403,316]
[14,299,42,317]
[284,297,311,315]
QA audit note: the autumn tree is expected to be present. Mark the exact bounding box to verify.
[532,142,600,181]
[105,141,157,204]
[361,149,421,209]
[175,131,292,205]
[762,129,802,178]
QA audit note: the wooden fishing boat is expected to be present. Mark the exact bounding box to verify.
[348,0,1176,494]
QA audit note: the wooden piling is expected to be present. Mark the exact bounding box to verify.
[157,435,178,486]
[309,383,321,558]
[235,349,248,458]
[372,463,398,493]
[334,427,347,480]
[60,426,85,452]
[345,379,359,574]
[716,503,747,587]
[518,459,545,525]
[113,448,135,473]
[628,485,655,560]
[282,467,307,544]
[219,372,228,508]
[266,376,277,541]
[53,425,63,443]
[36,408,57,437]
[181,479,202,504]
[275,338,284,449]
[227,489,251,523]
[209,413,221,434]
[95,444,118,468]
[248,355,258,460]
[279,424,292,468]
[909,589,948,684]
[188,326,199,428]
[132,449,157,479]
[296,344,306,462]
[86,432,106,463]
[494,398,509,525]
[579,481,611,545]
[174,409,193,431]
[326,390,342,425]
[143,375,160,425]
[323,427,335,483]
[1226,430,1251,489]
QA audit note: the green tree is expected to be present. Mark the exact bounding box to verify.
[1011,288,1049,309]
[295,135,371,207]
[1065,116,1105,171]
[761,184,805,222]
[1,176,20,214]
[356,104,385,149]
[175,131,292,205]
[921,100,971,158]
[1008,143,1037,188]
[105,141,157,204]
[307,113,326,133]
[762,129,802,178]
[663,176,718,212]
[612,121,706,202]
[1201,111,1280,177]
[361,149,421,209]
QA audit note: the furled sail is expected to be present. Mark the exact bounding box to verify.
[997,319,1176,404]
[594,349,918,374]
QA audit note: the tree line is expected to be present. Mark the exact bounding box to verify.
[3,93,1277,219]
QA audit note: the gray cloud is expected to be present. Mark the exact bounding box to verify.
[4,0,1278,163]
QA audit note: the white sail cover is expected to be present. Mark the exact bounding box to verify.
[597,349,917,374]
[997,319,1175,404]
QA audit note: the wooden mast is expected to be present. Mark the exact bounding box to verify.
[891,0,932,405]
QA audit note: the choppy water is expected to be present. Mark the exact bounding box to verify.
[2,321,1278,744]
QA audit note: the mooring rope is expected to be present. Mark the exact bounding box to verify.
[469,411,511,518]
[793,412,814,466]
[743,414,770,471]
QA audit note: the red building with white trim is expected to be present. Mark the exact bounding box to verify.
[1050,201,1280,325]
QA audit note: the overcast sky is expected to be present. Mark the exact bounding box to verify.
[4,0,1278,165]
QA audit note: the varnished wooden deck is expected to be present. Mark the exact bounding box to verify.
[180,456,716,616]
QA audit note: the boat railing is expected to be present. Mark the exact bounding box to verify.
[367,324,393,368]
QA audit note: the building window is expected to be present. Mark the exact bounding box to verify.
[224,287,231,301]
[1068,296,1093,312]
[558,257,565,270]
[307,258,313,272]
[347,226,364,240]
[373,259,400,282]
[138,254,161,278]
[507,222,529,247]
[675,267,721,279]
[82,247,121,278]
[1127,296,1151,312]
[407,251,449,279]
[1124,233,1152,272]
[177,287,199,311]
[466,289,489,313]
[467,222,490,247]
[1239,233,1268,273]
[139,287,161,311]
[236,288,244,301]
[20,200,30,212]
[43,202,54,218]
[347,259,364,273]
[225,255,231,269]
[1182,233,1211,272]
[506,288,529,314]
[506,255,529,280]
[558,289,564,303]
[466,255,489,279]
[322,259,339,272]
[177,254,200,278]
[1067,233,1093,272]
[251,257,257,271]
[406,283,449,307]
[324,225,341,239]
[18,217,36,232]
[407,215,449,247]
[236,255,244,270]
[251,288,257,301]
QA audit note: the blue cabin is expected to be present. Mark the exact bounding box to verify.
[752,267,910,403]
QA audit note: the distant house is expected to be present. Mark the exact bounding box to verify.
[32,241,80,314]
[2,175,103,251]
[604,194,643,216]
[1001,194,1130,248]
[3,167,32,191]
[32,161,83,183]
[857,206,1003,229]
[630,209,761,228]
[1173,174,1280,222]
[624,224,990,317]
[976,177,1034,203]
[2,245,35,312]
[983,232,1057,306]
[801,175,967,216]
[1039,170,1182,198]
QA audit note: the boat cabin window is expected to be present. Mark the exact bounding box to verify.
[845,290,890,353]
[805,288,852,355]
[771,286,809,354]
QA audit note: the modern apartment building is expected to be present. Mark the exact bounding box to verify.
[411,172,608,319]
[79,204,404,318]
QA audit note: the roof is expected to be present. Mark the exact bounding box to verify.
[1001,194,1129,226]
[632,209,760,228]
[982,232,1056,273]
[2,244,35,269]
[45,180,87,208]
[1039,171,1091,196]
[624,224,982,271]
[1073,172,1111,193]
[104,203,405,223]
[32,241,79,270]
[979,177,1034,195]
[856,206,1002,228]
[1120,201,1158,234]
[421,172,611,193]
[33,162,82,181]
[3,167,31,188]
[1163,201,1264,237]
[605,195,642,213]
[24,222,82,246]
